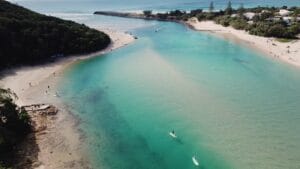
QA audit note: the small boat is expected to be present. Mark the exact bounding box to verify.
[169,131,177,138]
[192,156,199,166]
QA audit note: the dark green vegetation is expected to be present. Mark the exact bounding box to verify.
[139,2,300,39]
[0,88,30,168]
[0,0,110,69]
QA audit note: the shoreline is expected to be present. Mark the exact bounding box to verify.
[0,28,135,106]
[94,12,300,68]
[0,28,135,169]
[186,19,300,68]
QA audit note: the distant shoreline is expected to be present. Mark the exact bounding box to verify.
[186,19,300,68]
[0,28,135,168]
[94,11,300,68]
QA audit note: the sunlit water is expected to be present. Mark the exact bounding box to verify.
[8,0,300,168]
[9,0,300,14]
[57,18,300,168]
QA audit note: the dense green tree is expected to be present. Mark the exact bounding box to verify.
[230,18,248,29]
[225,1,233,15]
[237,3,245,16]
[0,88,30,167]
[190,9,203,17]
[260,11,274,20]
[143,10,152,17]
[288,23,300,36]
[0,0,111,69]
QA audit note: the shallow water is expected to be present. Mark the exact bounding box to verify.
[9,0,300,168]
[58,19,300,168]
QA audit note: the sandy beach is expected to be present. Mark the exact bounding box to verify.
[0,29,135,169]
[186,19,300,67]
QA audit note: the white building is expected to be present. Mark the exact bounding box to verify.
[283,16,292,24]
[279,9,290,16]
[243,12,256,20]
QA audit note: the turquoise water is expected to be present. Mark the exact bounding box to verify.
[58,19,300,168]
[10,0,300,14]
[10,0,300,168]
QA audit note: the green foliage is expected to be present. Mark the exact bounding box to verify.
[190,9,203,17]
[181,14,190,21]
[144,4,299,39]
[288,23,300,35]
[0,0,110,69]
[0,163,11,169]
[237,3,245,16]
[156,10,187,20]
[230,18,248,30]
[247,22,272,36]
[247,21,298,38]
[169,10,185,17]
[157,13,168,20]
[214,16,231,26]
[276,38,294,43]
[0,88,30,167]
[244,6,277,13]
[252,12,274,22]
[197,12,216,21]
[291,7,300,16]
[143,10,152,17]
[225,1,233,15]
[214,16,248,29]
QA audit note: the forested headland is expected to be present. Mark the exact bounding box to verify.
[0,0,111,69]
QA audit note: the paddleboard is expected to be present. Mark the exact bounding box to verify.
[192,156,199,166]
[169,132,177,138]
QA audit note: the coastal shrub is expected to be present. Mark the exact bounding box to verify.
[149,5,299,39]
[205,13,216,20]
[245,6,276,13]
[267,24,288,37]
[225,1,233,15]
[260,12,274,20]
[157,13,168,20]
[196,13,207,21]
[169,10,185,17]
[214,16,231,27]
[248,22,271,36]
[246,21,298,38]
[181,14,190,21]
[0,0,111,69]
[288,23,300,35]
[143,10,152,17]
[190,9,203,17]
[230,18,248,30]
[252,12,274,22]
[0,88,30,167]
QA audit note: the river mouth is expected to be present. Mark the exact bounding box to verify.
[58,18,300,169]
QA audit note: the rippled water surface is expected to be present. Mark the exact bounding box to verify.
[59,19,300,168]
[9,0,300,168]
